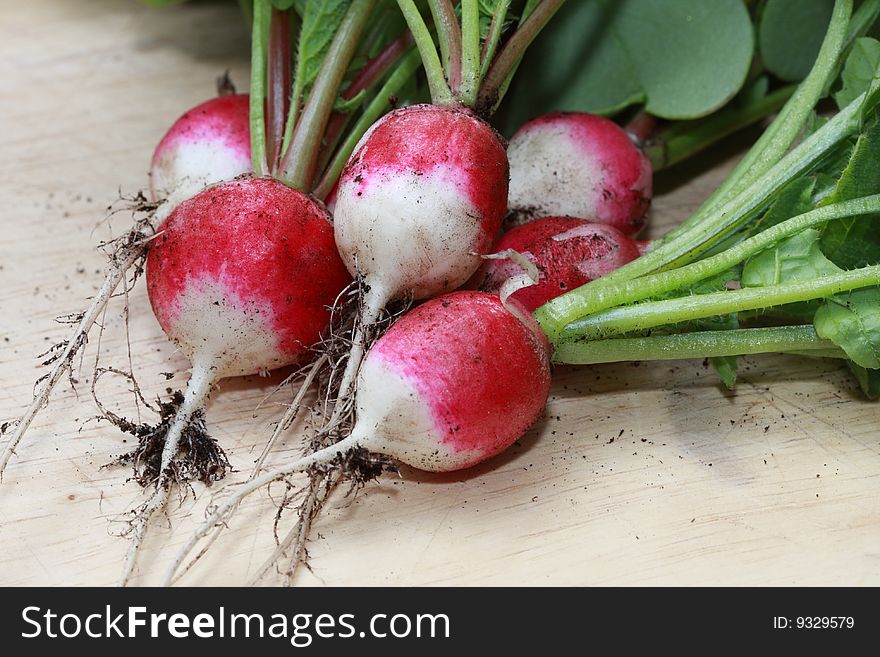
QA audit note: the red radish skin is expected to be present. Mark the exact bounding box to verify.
[507,112,652,236]
[351,291,551,470]
[474,217,643,312]
[149,95,252,203]
[123,177,350,585]
[164,291,551,583]
[147,177,350,376]
[334,104,508,306]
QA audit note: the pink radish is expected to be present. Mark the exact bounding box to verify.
[121,176,351,584]
[330,103,508,402]
[164,290,551,583]
[149,94,252,202]
[507,112,653,236]
[474,217,645,312]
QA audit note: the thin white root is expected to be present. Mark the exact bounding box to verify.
[161,432,363,587]
[251,354,328,477]
[327,285,387,427]
[0,198,173,480]
[167,355,328,586]
[247,482,319,586]
[119,366,214,586]
[1,241,148,477]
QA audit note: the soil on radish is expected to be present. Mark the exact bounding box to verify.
[104,389,230,488]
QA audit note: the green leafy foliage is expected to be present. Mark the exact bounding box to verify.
[814,288,880,368]
[499,0,754,131]
[294,0,352,90]
[834,36,880,109]
[749,177,817,234]
[819,114,880,268]
[759,0,835,82]
[848,361,880,398]
[742,229,842,287]
[711,355,738,390]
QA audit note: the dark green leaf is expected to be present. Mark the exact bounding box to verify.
[848,361,880,398]
[814,288,880,368]
[742,229,842,287]
[834,36,880,109]
[750,176,817,234]
[759,0,835,82]
[295,0,352,90]
[820,114,880,268]
[500,0,754,130]
[271,0,297,10]
[711,356,738,389]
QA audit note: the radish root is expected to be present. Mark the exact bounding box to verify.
[119,366,214,586]
[0,196,164,480]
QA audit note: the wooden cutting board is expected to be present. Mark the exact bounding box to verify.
[1,0,878,587]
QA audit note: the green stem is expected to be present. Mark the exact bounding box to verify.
[459,0,481,106]
[397,0,454,105]
[661,0,852,239]
[477,0,566,113]
[249,0,270,176]
[538,196,880,341]
[279,0,376,191]
[554,326,842,364]
[644,85,796,171]
[427,0,462,92]
[480,0,512,80]
[313,48,422,200]
[560,266,880,342]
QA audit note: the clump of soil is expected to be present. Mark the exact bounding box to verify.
[106,391,230,488]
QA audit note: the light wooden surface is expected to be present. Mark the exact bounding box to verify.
[2,0,879,587]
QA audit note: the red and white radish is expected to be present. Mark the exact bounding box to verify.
[507,112,653,236]
[149,94,252,203]
[122,176,351,584]
[474,217,645,312]
[164,290,551,583]
[330,103,509,401]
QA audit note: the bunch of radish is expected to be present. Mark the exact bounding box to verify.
[0,0,668,586]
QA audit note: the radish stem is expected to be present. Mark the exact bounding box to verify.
[555,326,843,364]
[480,0,512,79]
[397,0,454,105]
[478,0,565,112]
[538,195,880,343]
[280,0,377,190]
[459,0,481,105]
[249,0,270,176]
[427,0,462,92]
[266,7,291,172]
[660,0,851,241]
[560,266,880,342]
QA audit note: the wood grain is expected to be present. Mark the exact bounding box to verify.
[1,0,878,587]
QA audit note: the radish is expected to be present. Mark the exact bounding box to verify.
[474,217,645,312]
[149,94,252,202]
[334,103,508,312]
[163,290,552,584]
[120,176,351,584]
[507,112,653,236]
